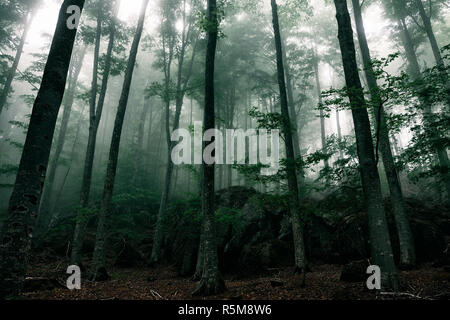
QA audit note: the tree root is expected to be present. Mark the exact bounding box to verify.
[89,267,110,282]
[191,271,202,282]
[192,275,226,296]
[294,266,307,288]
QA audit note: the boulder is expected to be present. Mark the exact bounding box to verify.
[216,186,257,209]
[222,194,284,272]
[238,240,293,276]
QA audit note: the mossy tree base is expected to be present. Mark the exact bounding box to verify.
[191,271,202,282]
[294,266,307,288]
[89,267,110,282]
[192,275,226,296]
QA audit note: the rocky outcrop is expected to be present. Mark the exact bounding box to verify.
[38,186,450,276]
[163,187,449,276]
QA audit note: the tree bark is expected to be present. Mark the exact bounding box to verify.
[413,0,450,200]
[271,0,307,286]
[35,45,87,239]
[132,101,150,186]
[413,0,444,66]
[192,220,205,281]
[352,0,415,268]
[336,109,344,159]
[71,0,120,266]
[187,98,193,193]
[89,0,149,281]
[0,0,85,299]
[312,46,330,171]
[392,0,450,201]
[0,6,36,117]
[192,0,226,296]
[334,0,399,290]
[150,1,197,265]
[144,97,154,184]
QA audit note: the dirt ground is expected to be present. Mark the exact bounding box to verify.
[23,255,450,300]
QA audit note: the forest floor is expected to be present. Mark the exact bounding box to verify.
[23,255,450,300]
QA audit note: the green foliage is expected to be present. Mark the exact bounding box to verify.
[195,0,231,37]
[305,134,361,189]
[320,45,450,196]
[73,206,98,225]
[146,80,177,102]
[248,107,284,131]
[215,206,242,231]
[17,53,47,90]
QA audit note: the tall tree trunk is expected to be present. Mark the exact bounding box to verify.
[352,0,415,268]
[71,0,120,266]
[145,99,154,179]
[312,47,330,170]
[154,111,165,183]
[397,16,421,79]
[271,0,307,286]
[89,0,149,281]
[150,1,197,265]
[336,109,344,159]
[391,0,450,201]
[132,102,150,186]
[414,0,444,67]
[192,0,225,296]
[413,0,450,199]
[334,0,399,290]
[192,220,205,281]
[50,104,87,224]
[0,0,85,299]
[187,98,193,193]
[281,38,304,185]
[0,6,36,117]
[35,45,87,239]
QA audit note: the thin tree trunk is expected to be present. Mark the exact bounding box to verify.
[413,0,450,199]
[192,220,205,281]
[334,0,399,290]
[392,0,450,201]
[414,0,444,67]
[352,0,415,268]
[398,16,421,79]
[187,98,193,193]
[71,0,120,266]
[330,68,345,160]
[282,37,302,161]
[150,1,197,265]
[192,0,225,296]
[154,111,165,183]
[145,98,154,181]
[313,48,330,171]
[50,104,87,224]
[89,0,149,281]
[0,0,85,299]
[0,6,36,117]
[132,102,150,186]
[271,0,307,286]
[336,109,344,159]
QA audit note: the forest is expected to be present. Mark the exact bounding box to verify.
[0,0,449,301]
